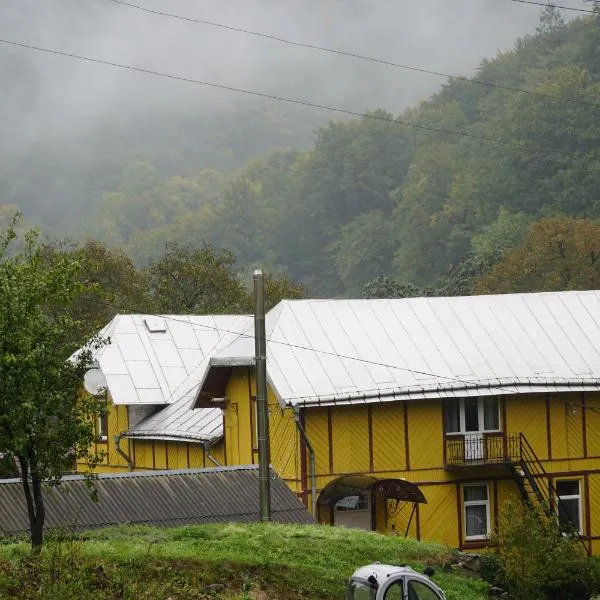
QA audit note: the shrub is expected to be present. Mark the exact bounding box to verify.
[495,500,600,600]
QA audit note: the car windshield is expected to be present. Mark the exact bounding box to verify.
[347,579,378,600]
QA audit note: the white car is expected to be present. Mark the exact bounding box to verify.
[346,563,446,600]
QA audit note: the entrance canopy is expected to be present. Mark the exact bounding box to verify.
[318,475,426,506]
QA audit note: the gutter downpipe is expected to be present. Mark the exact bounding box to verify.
[293,408,317,518]
[203,443,223,467]
[114,432,133,471]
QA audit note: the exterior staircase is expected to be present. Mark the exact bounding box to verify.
[446,432,589,555]
[508,434,588,556]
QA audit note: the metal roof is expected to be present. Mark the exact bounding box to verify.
[92,314,252,406]
[196,291,600,407]
[0,466,313,535]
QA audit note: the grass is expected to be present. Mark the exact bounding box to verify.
[0,523,490,599]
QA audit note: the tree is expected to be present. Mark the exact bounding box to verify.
[475,217,600,294]
[147,242,248,314]
[0,218,105,549]
[262,272,305,311]
[361,276,422,299]
[43,239,153,339]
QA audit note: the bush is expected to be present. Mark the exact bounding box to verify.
[495,500,600,600]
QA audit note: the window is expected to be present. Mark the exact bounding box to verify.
[557,480,582,534]
[445,398,500,434]
[383,580,403,600]
[97,402,108,442]
[346,580,376,600]
[335,493,370,512]
[464,484,490,541]
[407,580,442,600]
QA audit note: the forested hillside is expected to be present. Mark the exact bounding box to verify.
[3,6,600,299]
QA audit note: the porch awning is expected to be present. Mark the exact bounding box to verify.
[318,475,426,506]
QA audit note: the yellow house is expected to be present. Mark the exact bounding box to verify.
[78,313,252,473]
[84,291,600,554]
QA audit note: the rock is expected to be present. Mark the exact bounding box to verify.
[205,583,226,594]
[489,586,504,596]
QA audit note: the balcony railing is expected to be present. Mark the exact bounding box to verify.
[446,433,521,467]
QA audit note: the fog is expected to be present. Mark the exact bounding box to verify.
[0,0,586,223]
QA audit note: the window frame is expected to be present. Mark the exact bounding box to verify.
[445,397,501,435]
[463,483,491,541]
[96,398,109,443]
[556,479,583,535]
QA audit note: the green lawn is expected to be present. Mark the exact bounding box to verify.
[0,523,489,599]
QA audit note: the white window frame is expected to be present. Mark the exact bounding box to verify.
[97,399,108,442]
[463,483,491,541]
[445,398,501,435]
[556,479,583,535]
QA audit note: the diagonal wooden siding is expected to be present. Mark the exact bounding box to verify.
[372,403,405,472]
[331,406,369,473]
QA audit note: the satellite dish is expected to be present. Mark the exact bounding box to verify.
[84,369,107,396]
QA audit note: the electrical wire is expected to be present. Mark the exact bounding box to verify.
[508,0,596,13]
[88,296,582,404]
[98,0,600,111]
[0,37,590,158]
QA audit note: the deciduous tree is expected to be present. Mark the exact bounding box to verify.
[0,217,105,549]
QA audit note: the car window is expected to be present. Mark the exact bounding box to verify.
[383,580,404,599]
[407,579,441,600]
[347,581,377,600]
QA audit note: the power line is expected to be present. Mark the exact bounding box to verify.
[0,38,586,158]
[99,0,600,111]
[89,297,543,401]
[508,0,596,13]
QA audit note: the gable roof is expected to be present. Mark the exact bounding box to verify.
[196,291,600,408]
[92,314,252,406]
[0,466,313,535]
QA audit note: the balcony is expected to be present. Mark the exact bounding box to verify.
[446,433,521,469]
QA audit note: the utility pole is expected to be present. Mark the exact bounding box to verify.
[254,269,271,522]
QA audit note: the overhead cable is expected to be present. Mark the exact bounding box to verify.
[0,38,588,158]
[99,0,600,111]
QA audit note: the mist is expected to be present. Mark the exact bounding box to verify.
[0,0,586,225]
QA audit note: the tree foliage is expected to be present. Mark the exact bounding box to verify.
[493,500,600,600]
[0,217,105,549]
[475,217,600,294]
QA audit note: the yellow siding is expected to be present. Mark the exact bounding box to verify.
[418,484,458,547]
[331,406,370,474]
[586,394,600,458]
[154,442,167,469]
[304,408,330,475]
[406,401,443,471]
[506,396,547,459]
[210,442,226,466]
[372,403,405,472]
[550,396,568,459]
[189,443,205,468]
[224,369,252,466]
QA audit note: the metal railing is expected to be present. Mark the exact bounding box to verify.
[446,433,520,466]
[446,432,589,554]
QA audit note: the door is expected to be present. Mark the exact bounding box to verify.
[464,433,484,460]
[334,493,372,530]
[464,398,484,460]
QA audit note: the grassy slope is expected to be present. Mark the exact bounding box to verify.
[0,523,489,599]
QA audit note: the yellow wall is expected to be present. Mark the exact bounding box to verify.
[77,393,224,474]
[81,374,600,555]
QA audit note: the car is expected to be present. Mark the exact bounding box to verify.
[346,563,446,600]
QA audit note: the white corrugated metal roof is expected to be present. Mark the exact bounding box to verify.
[84,314,251,443]
[92,314,251,406]
[196,291,600,407]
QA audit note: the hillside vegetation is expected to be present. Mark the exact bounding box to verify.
[0,523,488,599]
[3,8,600,298]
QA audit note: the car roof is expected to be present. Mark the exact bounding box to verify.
[350,564,418,583]
[350,564,445,596]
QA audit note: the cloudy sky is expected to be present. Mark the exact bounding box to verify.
[0,0,588,146]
